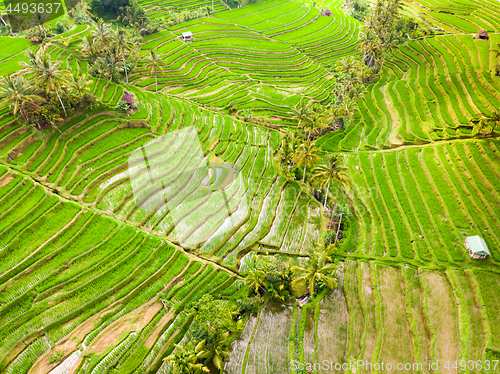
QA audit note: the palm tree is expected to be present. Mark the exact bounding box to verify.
[143,49,165,93]
[275,135,295,174]
[291,252,338,297]
[66,68,93,98]
[95,54,122,81]
[339,97,357,124]
[336,56,360,75]
[19,50,69,116]
[0,75,43,122]
[91,19,112,53]
[494,43,500,59]
[163,341,209,374]
[204,332,231,371]
[349,85,367,100]
[74,0,93,17]
[292,104,312,129]
[80,36,100,63]
[244,269,266,295]
[111,29,136,84]
[479,109,500,135]
[379,31,399,70]
[312,155,349,210]
[293,140,321,182]
[307,107,328,139]
[358,29,378,67]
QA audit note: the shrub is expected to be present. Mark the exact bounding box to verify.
[117,100,130,112]
[49,351,62,363]
[189,294,238,342]
[54,19,68,34]
[236,296,261,314]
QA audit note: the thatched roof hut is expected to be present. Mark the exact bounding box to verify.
[477,30,489,40]
[122,90,135,109]
[323,8,332,16]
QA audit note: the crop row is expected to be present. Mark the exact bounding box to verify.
[0,172,244,374]
[321,34,500,152]
[343,139,499,265]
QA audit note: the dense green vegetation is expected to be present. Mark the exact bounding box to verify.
[0,0,499,372]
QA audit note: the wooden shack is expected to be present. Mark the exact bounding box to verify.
[478,30,489,40]
[121,90,135,109]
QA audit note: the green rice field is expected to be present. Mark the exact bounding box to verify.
[0,0,499,372]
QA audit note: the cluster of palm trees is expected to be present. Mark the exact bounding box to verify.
[275,131,348,209]
[0,46,92,129]
[358,0,403,71]
[80,20,139,82]
[164,332,231,373]
[244,246,338,301]
[244,256,293,302]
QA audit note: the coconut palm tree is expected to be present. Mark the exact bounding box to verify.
[65,68,92,98]
[292,104,312,129]
[479,109,500,135]
[358,29,378,67]
[19,50,69,116]
[291,252,338,297]
[307,106,328,139]
[244,269,266,295]
[275,134,295,174]
[74,0,93,17]
[336,55,360,75]
[111,29,136,84]
[203,332,231,371]
[95,53,122,81]
[143,49,165,93]
[293,140,321,182]
[80,36,100,63]
[0,75,43,122]
[163,341,209,374]
[379,31,399,70]
[339,97,357,124]
[91,19,112,53]
[311,155,349,210]
[349,85,367,100]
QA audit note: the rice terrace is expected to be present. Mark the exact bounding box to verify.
[0,0,499,372]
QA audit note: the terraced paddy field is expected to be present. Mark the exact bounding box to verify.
[139,0,229,18]
[400,0,500,33]
[130,0,359,120]
[318,33,500,151]
[1,0,500,372]
[226,262,500,374]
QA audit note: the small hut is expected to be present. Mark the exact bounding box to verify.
[477,30,489,40]
[322,8,332,16]
[465,235,490,259]
[181,31,193,41]
[121,90,135,110]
